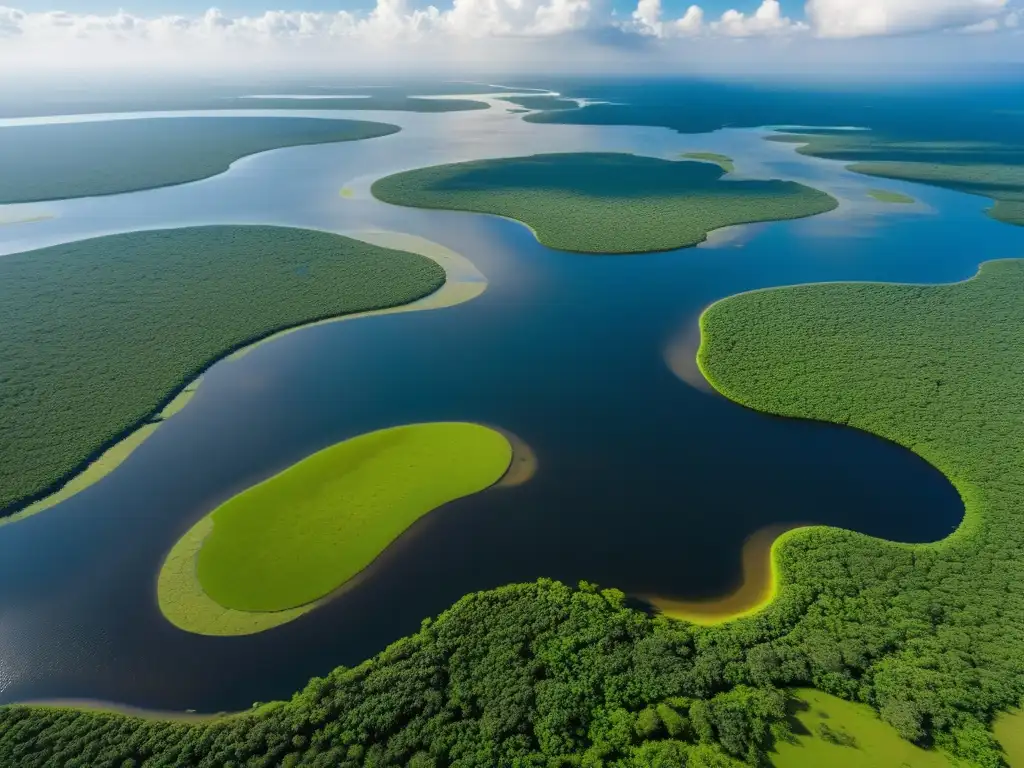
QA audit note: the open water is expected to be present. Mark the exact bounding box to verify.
[1,89,1022,711]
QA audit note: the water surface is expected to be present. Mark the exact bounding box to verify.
[1,95,1020,711]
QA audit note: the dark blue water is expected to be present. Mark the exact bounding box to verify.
[0,99,1021,712]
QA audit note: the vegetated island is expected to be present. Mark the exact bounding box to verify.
[372,152,838,253]
[0,94,489,119]
[0,226,448,521]
[158,422,513,636]
[0,117,400,204]
[681,152,735,173]
[6,263,1024,766]
[768,130,1024,225]
[866,188,915,204]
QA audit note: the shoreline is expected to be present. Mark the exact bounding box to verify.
[158,424,530,637]
[642,523,806,625]
[2,230,487,527]
[669,268,985,626]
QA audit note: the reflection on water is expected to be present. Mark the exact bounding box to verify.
[0,98,1021,711]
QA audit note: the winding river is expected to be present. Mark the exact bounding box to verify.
[1,90,1022,712]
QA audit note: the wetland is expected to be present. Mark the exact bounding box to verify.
[1,79,1024,765]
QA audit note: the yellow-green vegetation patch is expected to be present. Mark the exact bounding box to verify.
[772,689,952,767]
[197,423,511,612]
[768,131,1024,226]
[698,259,1024,764]
[995,710,1024,767]
[867,188,915,204]
[0,225,446,519]
[159,422,512,634]
[372,152,838,253]
[681,152,735,173]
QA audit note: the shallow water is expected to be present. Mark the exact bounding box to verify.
[1,94,1022,711]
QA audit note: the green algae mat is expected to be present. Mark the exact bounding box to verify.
[0,225,445,518]
[0,116,399,203]
[194,422,512,613]
[372,152,837,253]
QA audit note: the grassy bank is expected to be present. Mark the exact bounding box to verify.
[772,689,952,767]
[769,131,1024,225]
[681,152,735,173]
[0,226,445,518]
[372,152,838,253]
[0,117,399,203]
[195,423,510,609]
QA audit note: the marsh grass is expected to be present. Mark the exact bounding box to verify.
[0,226,445,516]
[372,152,838,253]
[0,117,400,204]
[195,422,512,612]
[771,690,951,767]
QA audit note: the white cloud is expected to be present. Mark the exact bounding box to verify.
[961,16,999,30]
[807,0,1008,38]
[674,5,705,34]
[0,1,1021,72]
[711,0,806,36]
[631,0,798,38]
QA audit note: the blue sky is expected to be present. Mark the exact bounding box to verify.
[11,0,752,18]
[3,0,1021,76]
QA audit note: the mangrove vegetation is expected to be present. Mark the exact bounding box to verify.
[371,152,838,253]
[6,261,1024,764]
[0,225,446,517]
[0,117,400,203]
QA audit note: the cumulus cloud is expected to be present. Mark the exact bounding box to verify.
[631,0,798,37]
[711,0,806,35]
[807,0,1008,38]
[0,0,1020,72]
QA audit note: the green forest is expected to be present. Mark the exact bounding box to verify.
[5,261,1024,766]
[371,153,838,253]
[768,131,1024,226]
[0,225,445,516]
[0,117,399,203]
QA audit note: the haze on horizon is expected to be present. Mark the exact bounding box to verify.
[1,0,1023,78]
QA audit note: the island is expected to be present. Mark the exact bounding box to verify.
[0,117,400,203]
[372,152,838,253]
[867,188,915,204]
[0,226,447,520]
[158,422,513,636]
[769,130,1024,226]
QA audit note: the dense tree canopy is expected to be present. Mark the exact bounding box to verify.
[6,261,1024,766]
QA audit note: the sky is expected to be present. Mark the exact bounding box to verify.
[2,0,1022,75]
